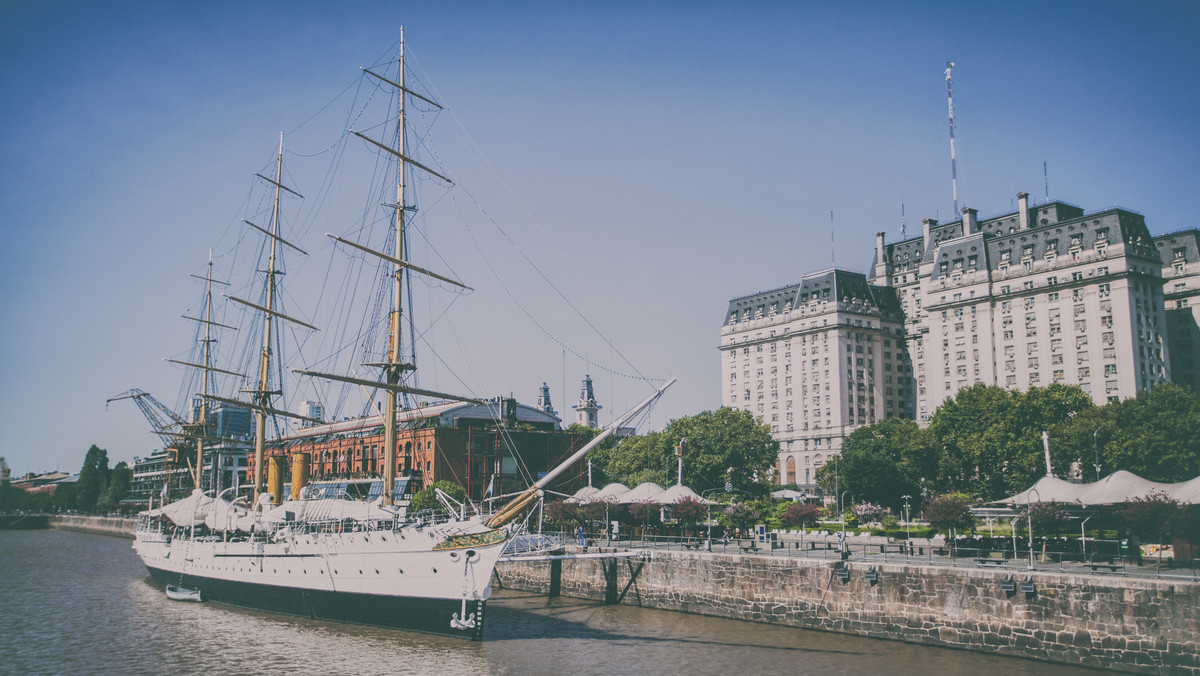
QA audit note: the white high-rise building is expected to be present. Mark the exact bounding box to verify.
[722,193,1172,490]
[720,269,911,488]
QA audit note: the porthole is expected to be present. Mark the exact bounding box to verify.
[432,568,438,574]
[398,569,404,574]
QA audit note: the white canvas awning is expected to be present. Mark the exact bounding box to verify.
[203,497,250,531]
[658,484,713,505]
[619,482,666,505]
[145,489,216,527]
[585,482,630,503]
[565,485,600,503]
[995,470,1200,506]
[259,498,399,524]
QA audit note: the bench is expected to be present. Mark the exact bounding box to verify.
[976,557,1007,566]
[1090,562,1122,572]
[740,545,758,554]
[682,541,703,551]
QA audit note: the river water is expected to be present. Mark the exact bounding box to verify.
[0,530,1103,675]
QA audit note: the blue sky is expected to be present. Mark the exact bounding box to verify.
[2,1,1198,475]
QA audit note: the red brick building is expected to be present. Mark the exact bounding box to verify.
[252,399,592,502]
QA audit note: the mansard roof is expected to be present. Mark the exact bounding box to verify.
[1154,228,1200,264]
[725,268,902,324]
[870,201,1159,283]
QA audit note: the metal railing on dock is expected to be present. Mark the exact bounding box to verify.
[543,529,1198,582]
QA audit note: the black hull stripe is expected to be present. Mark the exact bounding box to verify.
[146,566,486,640]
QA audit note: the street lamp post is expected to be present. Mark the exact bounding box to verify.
[1026,487,1042,570]
[701,488,723,552]
[901,494,912,544]
[840,490,851,557]
[834,455,839,516]
[1093,423,1113,482]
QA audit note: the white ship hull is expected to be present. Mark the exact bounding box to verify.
[134,516,510,639]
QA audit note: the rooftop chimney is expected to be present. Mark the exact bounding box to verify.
[873,231,890,286]
[1017,192,1029,230]
[962,207,978,234]
[923,218,937,250]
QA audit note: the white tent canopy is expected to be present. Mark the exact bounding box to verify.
[996,470,1200,506]
[658,484,713,505]
[574,482,630,504]
[619,482,666,504]
[567,485,600,503]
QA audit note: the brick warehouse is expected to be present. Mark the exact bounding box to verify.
[249,398,593,502]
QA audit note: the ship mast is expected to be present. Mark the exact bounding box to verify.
[220,134,319,503]
[195,254,215,489]
[382,30,410,508]
[253,136,285,502]
[169,257,243,496]
[294,30,482,505]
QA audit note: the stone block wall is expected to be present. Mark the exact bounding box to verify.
[495,551,1200,674]
[49,515,136,539]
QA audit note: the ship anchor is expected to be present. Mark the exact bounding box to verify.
[450,597,476,630]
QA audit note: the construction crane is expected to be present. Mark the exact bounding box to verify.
[106,388,197,467]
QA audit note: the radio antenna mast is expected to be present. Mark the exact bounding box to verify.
[946,60,958,217]
[830,211,836,266]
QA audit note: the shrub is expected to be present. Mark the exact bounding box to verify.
[543,499,581,526]
[780,503,823,528]
[852,502,887,524]
[722,501,761,530]
[671,496,708,528]
[923,493,975,535]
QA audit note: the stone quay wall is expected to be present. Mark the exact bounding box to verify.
[48,515,136,539]
[495,550,1199,674]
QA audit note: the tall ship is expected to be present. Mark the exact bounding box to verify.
[132,31,673,639]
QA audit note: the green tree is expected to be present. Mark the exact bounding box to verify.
[408,480,466,513]
[75,445,110,511]
[1095,384,1200,482]
[923,493,975,536]
[99,461,132,513]
[588,408,778,497]
[928,384,1092,499]
[812,417,936,511]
